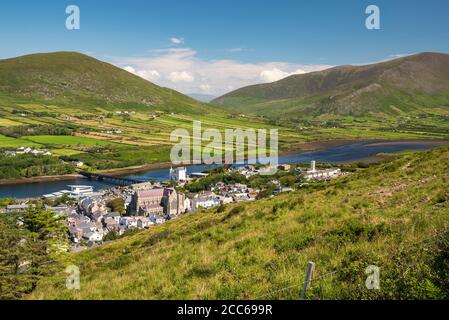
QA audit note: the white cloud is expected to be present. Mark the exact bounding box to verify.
[124,66,161,81]
[260,68,308,82]
[114,48,332,96]
[168,71,195,83]
[170,37,184,45]
[124,66,136,74]
[200,84,211,91]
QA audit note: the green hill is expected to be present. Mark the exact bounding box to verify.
[30,147,449,300]
[212,52,449,119]
[0,52,215,115]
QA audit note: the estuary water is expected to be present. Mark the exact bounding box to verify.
[0,140,443,199]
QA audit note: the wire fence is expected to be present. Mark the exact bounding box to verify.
[250,228,448,300]
[3,222,447,299]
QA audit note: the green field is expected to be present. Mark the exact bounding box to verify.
[1,101,448,175]
[49,149,85,156]
[23,135,125,147]
[0,134,41,148]
[28,147,449,299]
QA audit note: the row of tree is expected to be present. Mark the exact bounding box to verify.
[0,154,75,179]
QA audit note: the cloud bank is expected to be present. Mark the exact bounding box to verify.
[115,48,332,96]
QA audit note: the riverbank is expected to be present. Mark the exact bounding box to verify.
[0,174,83,186]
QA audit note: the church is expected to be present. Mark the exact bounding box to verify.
[128,187,186,217]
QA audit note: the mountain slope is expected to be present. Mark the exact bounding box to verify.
[0,52,215,114]
[212,52,449,118]
[30,147,449,300]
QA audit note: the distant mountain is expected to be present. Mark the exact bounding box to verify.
[0,52,216,115]
[188,93,217,103]
[212,52,449,119]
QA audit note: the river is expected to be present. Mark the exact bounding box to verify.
[0,140,444,199]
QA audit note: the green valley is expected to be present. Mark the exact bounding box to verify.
[1,52,449,180]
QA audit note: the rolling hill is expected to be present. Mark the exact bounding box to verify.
[212,52,449,119]
[0,52,215,115]
[29,147,449,300]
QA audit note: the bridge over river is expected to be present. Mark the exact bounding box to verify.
[79,171,144,186]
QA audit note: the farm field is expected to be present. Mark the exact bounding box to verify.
[0,134,41,148]
[23,135,125,147]
[1,99,449,175]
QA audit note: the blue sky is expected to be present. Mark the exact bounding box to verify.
[0,0,448,95]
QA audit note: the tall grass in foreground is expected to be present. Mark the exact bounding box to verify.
[29,148,449,300]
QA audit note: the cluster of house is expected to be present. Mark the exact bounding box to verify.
[67,195,169,244]
[100,128,122,135]
[115,111,136,115]
[65,177,266,246]
[3,147,52,157]
[0,203,36,213]
[301,161,342,181]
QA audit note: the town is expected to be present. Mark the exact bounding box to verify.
[0,160,346,251]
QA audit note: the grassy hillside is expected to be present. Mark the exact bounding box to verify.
[212,52,449,120]
[0,52,215,115]
[30,147,449,299]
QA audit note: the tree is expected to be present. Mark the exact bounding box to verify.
[121,114,131,122]
[256,186,275,200]
[0,198,16,208]
[22,209,69,253]
[103,230,118,242]
[279,175,296,187]
[0,214,49,299]
[107,198,125,215]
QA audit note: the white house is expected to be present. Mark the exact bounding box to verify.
[183,197,191,212]
[72,161,84,167]
[192,196,221,210]
[137,217,153,228]
[104,212,121,224]
[83,231,103,242]
[149,214,165,224]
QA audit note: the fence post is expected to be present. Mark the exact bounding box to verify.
[300,261,315,300]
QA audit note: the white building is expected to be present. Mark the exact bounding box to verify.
[191,196,221,210]
[149,214,166,224]
[72,161,84,167]
[310,160,316,172]
[303,161,341,181]
[68,185,94,199]
[184,198,191,212]
[82,232,103,242]
[170,167,187,182]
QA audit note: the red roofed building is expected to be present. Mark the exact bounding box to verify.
[128,187,186,217]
